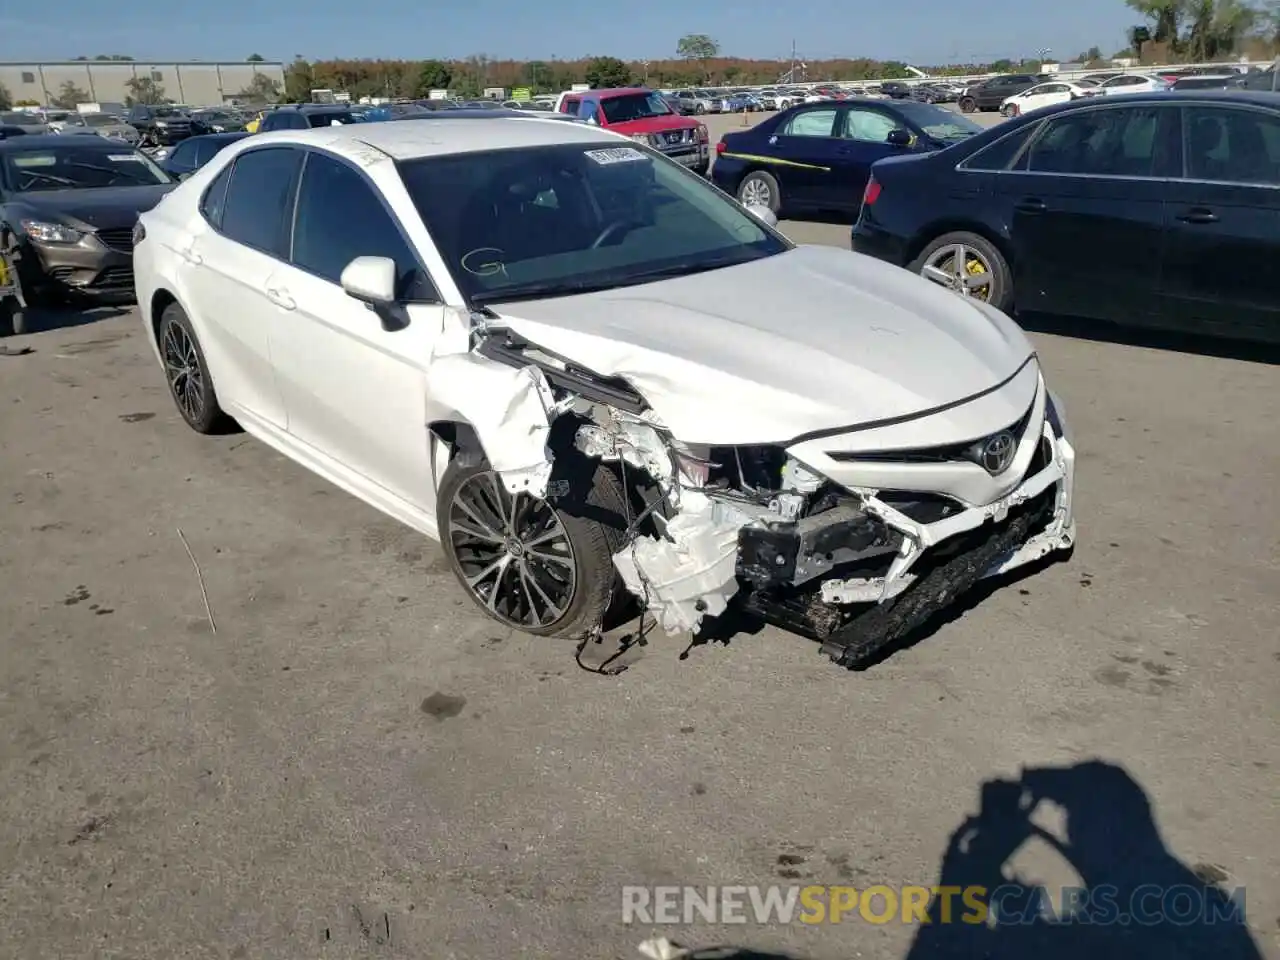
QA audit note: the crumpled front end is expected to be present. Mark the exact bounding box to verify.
[459,319,1075,667]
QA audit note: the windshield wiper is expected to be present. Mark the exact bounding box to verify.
[18,171,78,187]
[65,161,155,185]
[470,277,631,306]
[610,252,764,285]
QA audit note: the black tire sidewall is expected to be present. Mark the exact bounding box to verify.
[911,231,1012,313]
[959,98,976,113]
[435,455,625,639]
[159,302,223,434]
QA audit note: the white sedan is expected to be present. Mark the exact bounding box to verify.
[1096,73,1171,96]
[132,117,1076,669]
[1000,81,1097,117]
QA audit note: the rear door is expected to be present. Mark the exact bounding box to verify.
[1159,103,1280,339]
[994,102,1177,322]
[766,105,842,210]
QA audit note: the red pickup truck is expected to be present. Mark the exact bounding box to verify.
[556,87,710,175]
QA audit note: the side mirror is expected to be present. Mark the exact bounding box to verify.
[886,128,912,148]
[340,255,398,306]
[744,203,778,228]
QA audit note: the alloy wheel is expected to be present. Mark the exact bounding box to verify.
[162,320,206,423]
[920,244,994,301]
[740,177,772,208]
[447,470,577,629]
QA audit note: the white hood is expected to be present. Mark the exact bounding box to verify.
[492,244,1034,445]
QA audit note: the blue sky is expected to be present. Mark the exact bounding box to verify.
[2,0,1133,65]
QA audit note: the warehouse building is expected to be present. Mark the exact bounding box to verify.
[0,60,286,107]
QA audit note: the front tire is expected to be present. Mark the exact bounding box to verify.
[437,455,628,638]
[157,301,230,434]
[959,97,976,113]
[910,231,1012,312]
[737,170,781,215]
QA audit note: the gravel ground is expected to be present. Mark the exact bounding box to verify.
[0,119,1277,959]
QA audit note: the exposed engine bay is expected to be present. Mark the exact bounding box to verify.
[467,317,1076,668]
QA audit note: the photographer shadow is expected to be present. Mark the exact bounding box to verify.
[905,760,1263,960]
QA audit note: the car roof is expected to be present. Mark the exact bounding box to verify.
[584,87,654,100]
[0,133,137,153]
[240,116,621,161]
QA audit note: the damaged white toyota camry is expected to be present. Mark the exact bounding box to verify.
[133,118,1076,668]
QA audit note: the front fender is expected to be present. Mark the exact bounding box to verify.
[424,352,558,497]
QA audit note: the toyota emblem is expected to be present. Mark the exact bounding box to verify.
[980,431,1016,474]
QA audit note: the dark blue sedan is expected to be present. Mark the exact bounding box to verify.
[711,98,982,218]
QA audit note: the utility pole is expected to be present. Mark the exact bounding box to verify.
[640,58,649,85]
[790,39,797,83]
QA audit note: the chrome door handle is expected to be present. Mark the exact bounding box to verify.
[266,287,295,310]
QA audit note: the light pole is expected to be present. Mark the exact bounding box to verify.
[640,58,649,85]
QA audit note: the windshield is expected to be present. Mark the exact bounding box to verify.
[2,145,171,192]
[398,142,789,304]
[308,111,364,127]
[894,101,982,141]
[0,112,42,125]
[83,114,120,127]
[600,92,673,123]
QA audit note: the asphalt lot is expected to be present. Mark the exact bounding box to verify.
[1,113,1278,960]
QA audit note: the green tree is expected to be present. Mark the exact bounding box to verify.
[236,73,280,103]
[0,82,11,110]
[124,76,165,105]
[51,80,91,109]
[584,55,631,88]
[416,59,453,95]
[283,56,314,102]
[1126,0,1184,48]
[247,53,265,62]
[522,59,553,91]
[676,33,719,79]
[1185,0,1257,59]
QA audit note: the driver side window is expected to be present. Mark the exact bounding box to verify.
[842,107,898,142]
[290,151,438,301]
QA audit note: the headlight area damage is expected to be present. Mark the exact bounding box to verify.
[443,316,1076,669]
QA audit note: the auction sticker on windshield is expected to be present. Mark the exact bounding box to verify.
[10,155,57,167]
[107,154,143,161]
[584,147,648,165]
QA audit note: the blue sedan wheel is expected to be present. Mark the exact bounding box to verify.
[738,170,780,214]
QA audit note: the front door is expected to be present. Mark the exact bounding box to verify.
[766,105,842,210]
[995,102,1177,322]
[1159,104,1280,340]
[834,104,911,212]
[182,146,303,429]
[267,149,442,512]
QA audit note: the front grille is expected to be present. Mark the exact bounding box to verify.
[827,400,1036,466]
[95,227,135,253]
[93,267,134,289]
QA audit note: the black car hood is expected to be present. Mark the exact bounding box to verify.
[9,184,175,231]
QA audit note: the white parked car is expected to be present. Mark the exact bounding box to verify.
[1096,73,1170,96]
[132,118,1077,669]
[1000,81,1097,117]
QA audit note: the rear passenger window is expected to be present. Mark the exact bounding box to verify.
[199,164,233,227]
[1184,106,1280,185]
[218,148,303,256]
[1021,107,1165,177]
[290,152,437,301]
[783,108,837,137]
[961,123,1038,171]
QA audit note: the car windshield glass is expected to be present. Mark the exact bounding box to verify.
[2,146,171,191]
[894,101,982,140]
[83,114,118,127]
[398,142,790,304]
[600,92,673,123]
[0,112,40,125]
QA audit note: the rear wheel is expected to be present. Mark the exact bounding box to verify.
[1001,103,1019,117]
[910,231,1012,312]
[959,96,976,113]
[737,170,781,214]
[158,301,230,434]
[436,455,627,638]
